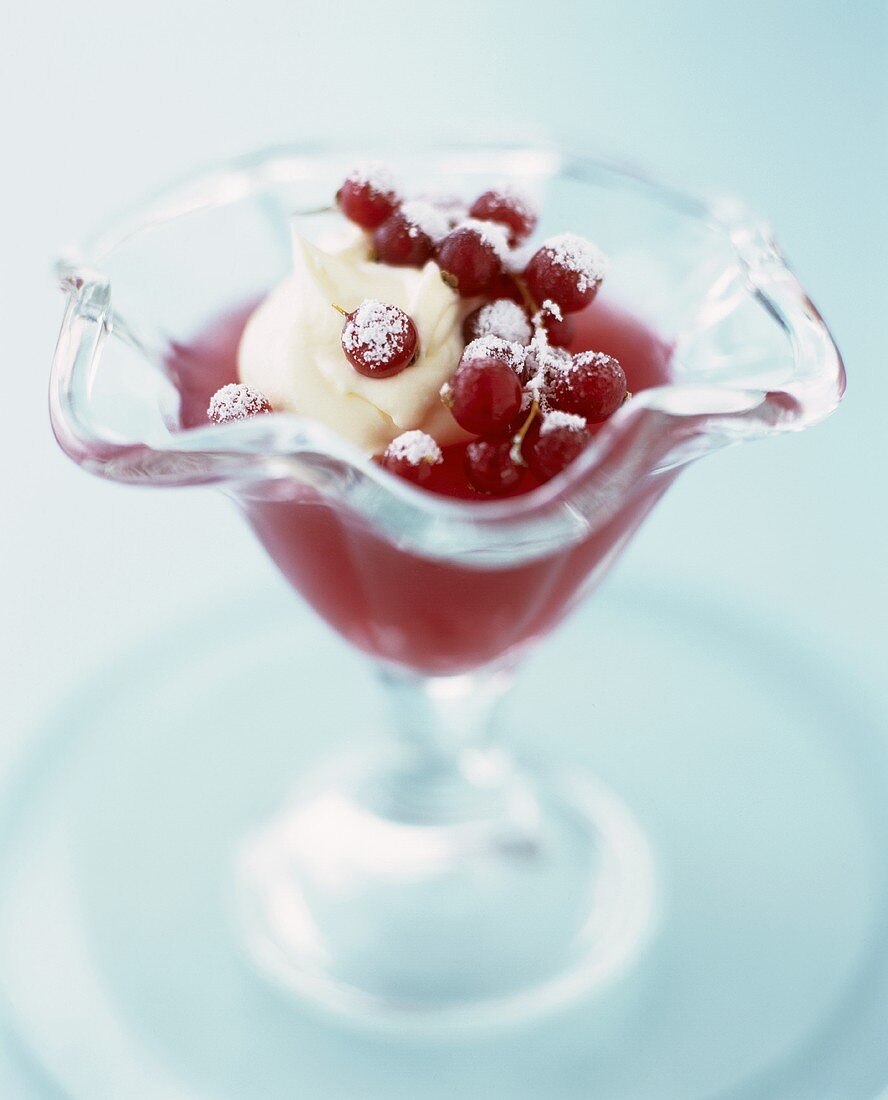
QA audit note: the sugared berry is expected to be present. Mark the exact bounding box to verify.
[463,299,532,346]
[464,437,524,495]
[527,411,590,481]
[207,383,272,424]
[462,334,527,376]
[337,164,400,229]
[550,351,626,421]
[469,187,539,247]
[434,220,508,297]
[340,300,418,379]
[373,210,435,267]
[525,234,609,314]
[380,430,443,485]
[441,357,523,436]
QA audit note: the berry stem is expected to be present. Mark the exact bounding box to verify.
[331,303,348,317]
[515,276,539,318]
[510,399,540,465]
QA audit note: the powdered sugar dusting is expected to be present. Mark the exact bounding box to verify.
[505,241,535,275]
[472,299,532,345]
[462,334,527,374]
[523,328,572,409]
[400,199,451,243]
[540,410,587,436]
[207,383,272,424]
[456,218,510,261]
[418,191,469,228]
[385,430,443,466]
[345,161,398,197]
[540,233,609,292]
[524,365,551,407]
[342,299,412,365]
[535,298,564,324]
[573,350,618,370]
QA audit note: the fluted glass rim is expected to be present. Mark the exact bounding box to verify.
[50,141,845,530]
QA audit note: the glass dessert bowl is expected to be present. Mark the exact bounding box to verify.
[50,145,844,1031]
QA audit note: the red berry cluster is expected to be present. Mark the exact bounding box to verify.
[338,168,544,299]
[453,335,627,495]
[336,166,627,495]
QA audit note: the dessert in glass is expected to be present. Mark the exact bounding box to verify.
[49,145,844,1031]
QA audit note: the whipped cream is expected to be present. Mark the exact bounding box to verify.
[238,220,469,454]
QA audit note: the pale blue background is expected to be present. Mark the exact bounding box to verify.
[1,0,885,1093]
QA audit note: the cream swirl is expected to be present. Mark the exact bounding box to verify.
[238,222,469,454]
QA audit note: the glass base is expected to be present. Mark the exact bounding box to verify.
[0,582,886,1098]
[236,747,654,1031]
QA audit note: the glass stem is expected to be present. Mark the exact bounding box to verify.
[371,665,522,826]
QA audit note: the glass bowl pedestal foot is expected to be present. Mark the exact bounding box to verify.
[236,668,655,1032]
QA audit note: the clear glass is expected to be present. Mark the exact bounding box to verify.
[49,144,844,1031]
